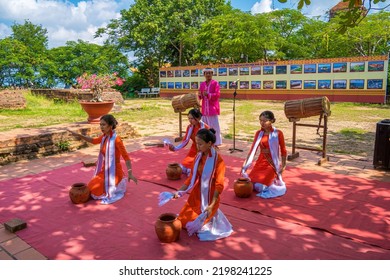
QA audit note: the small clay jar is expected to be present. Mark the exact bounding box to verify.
[233,177,253,198]
[69,182,90,204]
[166,163,182,180]
[155,213,182,243]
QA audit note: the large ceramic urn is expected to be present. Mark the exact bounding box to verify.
[79,100,114,124]
[154,213,182,243]
[69,182,90,204]
[166,163,182,180]
[233,177,253,198]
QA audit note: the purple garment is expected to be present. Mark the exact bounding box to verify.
[198,79,220,116]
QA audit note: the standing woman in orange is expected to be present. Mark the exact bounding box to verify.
[241,111,287,198]
[174,128,233,241]
[68,114,137,204]
[167,108,209,176]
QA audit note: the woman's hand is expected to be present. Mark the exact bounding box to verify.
[280,163,286,174]
[204,206,212,218]
[280,156,287,174]
[127,171,138,184]
[67,129,79,137]
[173,192,180,199]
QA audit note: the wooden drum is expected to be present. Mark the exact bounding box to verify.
[171,93,200,113]
[284,96,331,121]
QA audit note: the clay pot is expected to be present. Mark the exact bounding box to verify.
[155,213,182,243]
[79,100,114,124]
[233,177,253,198]
[166,163,182,180]
[69,182,90,204]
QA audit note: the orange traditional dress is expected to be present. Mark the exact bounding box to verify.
[178,147,233,241]
[88,131,130,204]
[241,127,287,198]
[172,121,209,172]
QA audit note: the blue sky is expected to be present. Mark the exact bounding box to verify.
[0,0,388,48]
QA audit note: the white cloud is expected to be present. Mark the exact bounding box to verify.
[0,23,11,38]
[0,0,134,48]
[250,0,342,20]
[251,0,273,14]
[299,0,341,19]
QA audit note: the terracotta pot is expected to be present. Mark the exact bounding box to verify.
[233,177,253,198]
[166,163,182,180]
[69,182,90,204]
[79,100,114,124]
[155,213,182,243]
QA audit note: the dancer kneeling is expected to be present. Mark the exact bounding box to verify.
[68,114,138,204]
[167,108,209,176]
[174,128,232,241]
[241,110,287,198]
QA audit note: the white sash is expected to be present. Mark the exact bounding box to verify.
[241,128,280,174]
[92,131,126,204]
[174,121,206,151]
[185,146,217,196]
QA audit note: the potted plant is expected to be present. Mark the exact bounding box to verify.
[76,73,124,123]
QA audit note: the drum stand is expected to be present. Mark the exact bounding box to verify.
[229,85,243,153]
[287,114,329,165]
[175,111,185,142]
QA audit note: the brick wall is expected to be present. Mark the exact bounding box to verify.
[0,90,27,109]
[0,122,140,166]
[31,89,125,104]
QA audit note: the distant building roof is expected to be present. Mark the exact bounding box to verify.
[329,0,366,20]
[330,0,362,12]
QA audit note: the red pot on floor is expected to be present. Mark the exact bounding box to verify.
[166,163,182,180]
[233,177,253,198]
[155,213,182,243]
[69,182,90,204]
[79,100,114,124]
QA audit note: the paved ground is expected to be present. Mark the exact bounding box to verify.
[0,124,389,260]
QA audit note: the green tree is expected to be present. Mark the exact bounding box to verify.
[193,10,276,63]
[11,20,48,53]
[278,0,389,31]
[7,20,49,87]
[342,11,390,56]
[315,10,390,58]
[46,40,130,88]
[96,0,232,86]
[0,38,29,88]
[283,17,329,59]
[266,9,309,59]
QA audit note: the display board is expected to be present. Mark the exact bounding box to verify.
[159,55,389,103]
